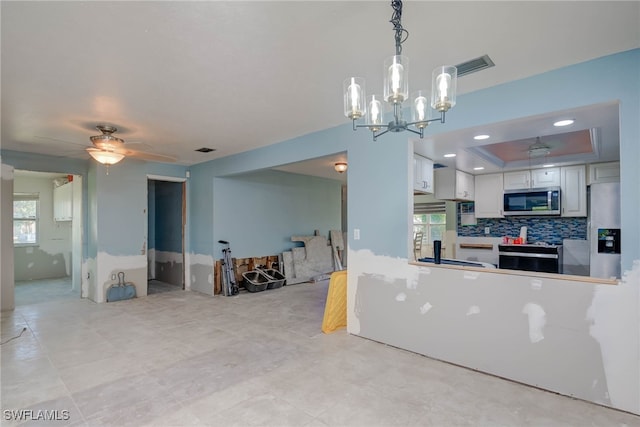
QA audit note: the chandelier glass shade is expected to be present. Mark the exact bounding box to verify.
[343,1,457,141]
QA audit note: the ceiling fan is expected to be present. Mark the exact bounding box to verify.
[527,136,551,158]
[87,124,177,166]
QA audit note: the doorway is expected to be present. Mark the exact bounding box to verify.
[12,170,83,306]
[147,177,186,294]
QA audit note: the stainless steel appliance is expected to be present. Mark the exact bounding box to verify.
[499,244,563,273]
[503,187,561,216]
[589,182,621,279]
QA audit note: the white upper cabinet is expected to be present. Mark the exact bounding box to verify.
[531,167,560,188]
[53,182,73,221]
[504,168,560,190]
[474,173,504,218]
[435,168,474,201]
[588,162,620,184]
[503,170,531,190]
[413,154,434,194]
[560,165,587,217]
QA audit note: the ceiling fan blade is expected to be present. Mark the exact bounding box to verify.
[34,135,86,148]
[122,149,177,163]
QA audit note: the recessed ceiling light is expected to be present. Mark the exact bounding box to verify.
[473,166,485,171]
[543,164,555,168]
[444,153,456,158]
[474,134,490,140]
[553,119,574,127]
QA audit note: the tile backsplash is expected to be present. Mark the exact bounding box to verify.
[457,208,587,244]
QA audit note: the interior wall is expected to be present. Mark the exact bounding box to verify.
[1,164,16,311]
[212,170,342,260]
[13,174,72,281]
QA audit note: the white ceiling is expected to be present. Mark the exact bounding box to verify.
[2,1,639,179]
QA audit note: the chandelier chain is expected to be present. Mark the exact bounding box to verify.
[389,0,409,55]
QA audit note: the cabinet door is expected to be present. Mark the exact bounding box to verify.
[474,173,504,218]
[503,171,530,190]
[53,182,73,221]
[413,154,433,193]
[455,170,474,201]
[561,165,586,217]
[413,155,423,192]
[588,162,620,184]
[531,167,560,188]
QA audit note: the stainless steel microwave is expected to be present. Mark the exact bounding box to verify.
[503,187,561,216]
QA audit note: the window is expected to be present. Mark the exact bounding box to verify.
[413,213,446,245]
[13,193,39,246]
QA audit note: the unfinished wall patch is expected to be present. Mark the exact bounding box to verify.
[420,302,433,315]
[464,271,479,280]
[522,302,546,343]
[466,305,480,316]
[587,260,640,413]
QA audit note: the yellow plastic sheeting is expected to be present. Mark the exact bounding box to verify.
[322,270,347,334]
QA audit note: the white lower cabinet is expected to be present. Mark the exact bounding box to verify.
[474,173,504,218]
[560,165,586,217]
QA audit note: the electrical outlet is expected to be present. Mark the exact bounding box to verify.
[354,228,360,240]
[484,227,490,235]
[111,274,116,281]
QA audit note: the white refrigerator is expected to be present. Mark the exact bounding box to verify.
[589,182,621,279]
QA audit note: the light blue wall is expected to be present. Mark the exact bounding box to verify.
[189,125,352,259]
[154,181,183,253]
[212,170,342,258]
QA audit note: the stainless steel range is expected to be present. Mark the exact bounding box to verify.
[498,244,563,274]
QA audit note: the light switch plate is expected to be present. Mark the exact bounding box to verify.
[484,227,490,235]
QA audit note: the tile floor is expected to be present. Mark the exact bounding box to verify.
[2,281,639,426]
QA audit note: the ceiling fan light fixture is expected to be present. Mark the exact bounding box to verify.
[90,134,124,151]
[334,162,348,173]
[86,148,125,165]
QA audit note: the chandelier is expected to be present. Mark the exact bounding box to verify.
[343,0,457,141]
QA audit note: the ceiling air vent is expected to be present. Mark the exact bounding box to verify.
[455,54,495,77]
[195,147,216,153]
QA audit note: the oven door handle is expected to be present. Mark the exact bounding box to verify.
[499,251,558,259]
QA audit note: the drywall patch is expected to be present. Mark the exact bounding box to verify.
[464,271,479,280]
[587,260,640,413]
[522,302,546,343]
[466,305,480,316]
[396,292,407,302]
[188,252,215,295]
[530,279,543,291]
[95,252,147,303]
[347,248,419,335]
[420,302,433,315]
